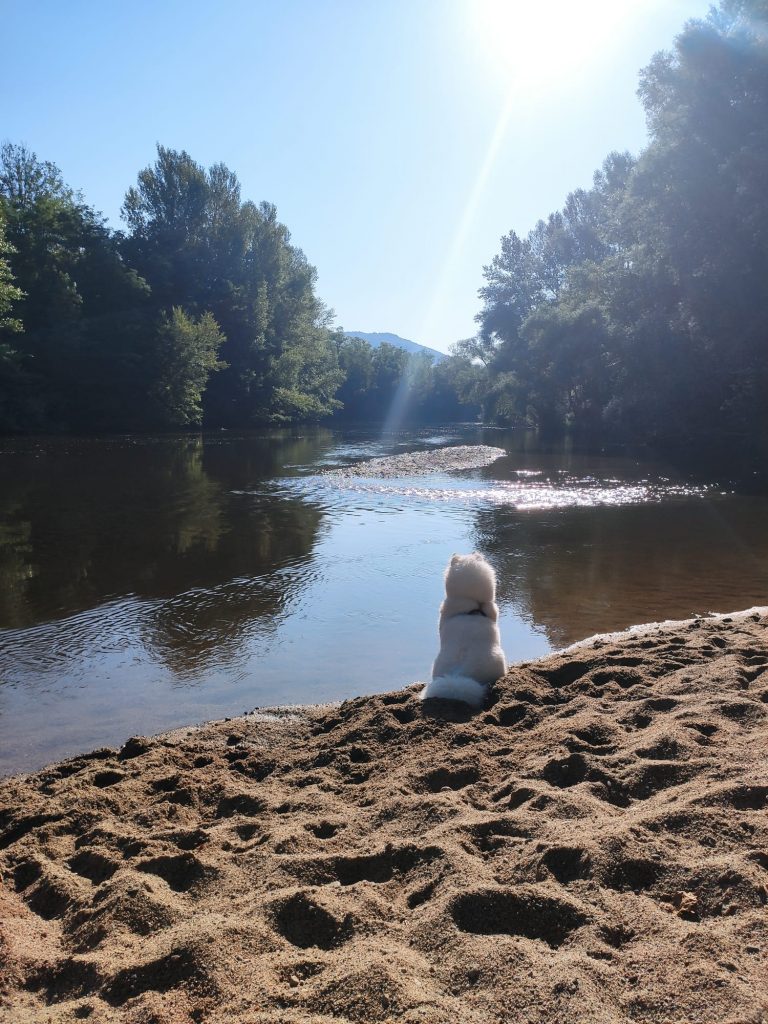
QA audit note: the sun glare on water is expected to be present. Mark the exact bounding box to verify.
[469,0,651,92]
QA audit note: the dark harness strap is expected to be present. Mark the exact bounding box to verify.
[466,607,486,617]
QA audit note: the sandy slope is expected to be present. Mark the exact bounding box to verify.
[1,610,767,1024]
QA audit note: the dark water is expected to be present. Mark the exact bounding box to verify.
[1,426,766,775]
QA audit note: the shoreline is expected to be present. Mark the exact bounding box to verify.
[562,603,768,651]
[1,607,767,1023]
[110,604,768,761]
[5,606,765,785]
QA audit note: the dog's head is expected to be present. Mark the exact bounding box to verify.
[444,553,496,604]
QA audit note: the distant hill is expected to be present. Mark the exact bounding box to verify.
[344,331,447,363]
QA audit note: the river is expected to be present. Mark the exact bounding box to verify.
[1,425,766,774]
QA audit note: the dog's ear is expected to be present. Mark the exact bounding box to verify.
[450,554,462,566]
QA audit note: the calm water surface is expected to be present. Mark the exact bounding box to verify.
[1,426,766,774]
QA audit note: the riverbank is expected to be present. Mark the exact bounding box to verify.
[1,609,767,1023]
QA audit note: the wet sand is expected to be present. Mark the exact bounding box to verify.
[1,609,767,1023]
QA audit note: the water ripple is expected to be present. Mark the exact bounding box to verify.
[279,473,709,512]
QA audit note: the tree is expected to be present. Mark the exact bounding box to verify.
[417,353,483,422]
[470,0,768,446]
[272,326,343,422]
[0,217,23,334]
[335,335,376,419]
[0,214,28,432]
[122,146,340,426]
[150,308,227,427]
[631,0,768,437]
[0,143,155,430]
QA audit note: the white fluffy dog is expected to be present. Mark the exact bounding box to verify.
[420,553,507,708]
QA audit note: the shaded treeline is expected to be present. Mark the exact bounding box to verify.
[462,0,768,448]
[0,145,479,433]
[2,0,766,441]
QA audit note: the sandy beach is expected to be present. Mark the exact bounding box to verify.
[1,608,767,1023]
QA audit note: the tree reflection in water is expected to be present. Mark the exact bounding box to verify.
[0,431,329,671]
[474,497,768,649]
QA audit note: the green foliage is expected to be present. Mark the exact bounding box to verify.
[0,143,155,431]
[423,352,484,421]
[335,335,376,419]
[11,0,766,444]
[0,219,23,335]
[272,327,343,422]
[151,308,226,427]
[0,214,27,432]
[0,143,351,432]
[473,0,768,445]
[333,335,480,423]
[122,146,340,426]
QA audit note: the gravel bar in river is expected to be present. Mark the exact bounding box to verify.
[324,444,506,479]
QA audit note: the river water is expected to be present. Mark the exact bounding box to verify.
[1,425,766,774]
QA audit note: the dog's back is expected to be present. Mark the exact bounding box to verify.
[432,610,506,685]
[421,553,507,707]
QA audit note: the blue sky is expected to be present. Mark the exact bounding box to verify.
[2,0,711,352]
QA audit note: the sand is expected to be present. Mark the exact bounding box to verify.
[1,609,767,1024]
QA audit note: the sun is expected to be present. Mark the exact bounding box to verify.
[469,0,648,93]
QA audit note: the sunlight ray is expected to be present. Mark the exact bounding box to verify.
[419,90,517,347]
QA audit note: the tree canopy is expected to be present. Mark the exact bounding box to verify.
[1,0,766,443]
[472,0,768,447]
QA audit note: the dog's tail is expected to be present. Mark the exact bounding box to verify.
[419,674,487,709]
